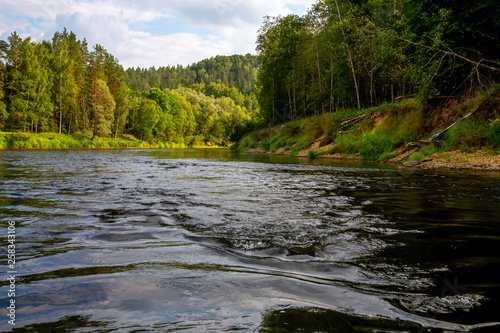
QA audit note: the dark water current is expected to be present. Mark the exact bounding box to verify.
[1,149,500,332]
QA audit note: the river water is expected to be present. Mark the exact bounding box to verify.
[0,149,499,332]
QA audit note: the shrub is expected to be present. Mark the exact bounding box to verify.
[297,134,314,147]
[407,151,426,161]
[308,150,319,159]
[269,136,286,153]
[443,120,489,151]
[260,138,270,151]
[238,136,251,150]
[420,144,437,156]
[335,131,363,155]
[489,122,500,147]
[282,120,302,136]
[360,133,395,160]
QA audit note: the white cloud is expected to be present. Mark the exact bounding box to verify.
[0,0,317,68]
[119,33,233,68]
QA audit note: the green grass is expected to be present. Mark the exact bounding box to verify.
[488,122,500,147]
[335,131,363,155]
[0,132,147,149]
[0,132,221,149]
[441,120,490,152]
[407,144,437,161]
[334,101,425,160]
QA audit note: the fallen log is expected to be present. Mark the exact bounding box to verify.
[400,104,482,162]
[421,105,480,144]
[340,114,368,131]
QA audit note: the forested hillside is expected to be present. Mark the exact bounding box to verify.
[256,0,500,125]
[0,32,260,146]
[126,54,259,97]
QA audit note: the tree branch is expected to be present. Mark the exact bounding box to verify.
[388,33,500,73]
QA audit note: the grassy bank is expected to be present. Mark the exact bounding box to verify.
[0,132,224,149]
[232,86,500,164]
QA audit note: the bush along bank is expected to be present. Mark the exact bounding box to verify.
[0,132,225,149]
[232,86,500,170]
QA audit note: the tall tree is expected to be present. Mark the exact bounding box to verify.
[3,32,26,131]
[91,79,115,140]
[0,40,7,129]
[113,85,131,139]
[22,40,53,133]
[52,29,77,133]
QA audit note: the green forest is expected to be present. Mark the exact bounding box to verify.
[0,31,261,148]
[256,0,499,123]
[1,0,499,152]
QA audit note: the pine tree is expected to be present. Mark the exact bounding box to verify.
[91,79,115,140]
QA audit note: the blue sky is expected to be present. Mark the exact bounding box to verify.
[0,0,316,69]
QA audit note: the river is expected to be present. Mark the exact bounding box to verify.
[0,149,499,332]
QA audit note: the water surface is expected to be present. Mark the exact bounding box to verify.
[1,149,499,332]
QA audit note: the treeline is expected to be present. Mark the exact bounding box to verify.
[257,0,500,125]
[125,54,260,108]
[0,29,124,138]
[0,31,259,145]
[127,86,257,145]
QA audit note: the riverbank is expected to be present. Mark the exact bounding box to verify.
[0,132,226,150]
[245,146,500,171]
[234,86,500,171]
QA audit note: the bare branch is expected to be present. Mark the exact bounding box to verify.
[388,33,500,73]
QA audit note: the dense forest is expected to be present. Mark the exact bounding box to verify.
[126,55,259,97]
[0,32,260,146]
[256,0,500,124]
[1,0,499,148]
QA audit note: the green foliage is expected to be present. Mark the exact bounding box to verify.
[1,30,258,147]
[308,150,320,159]
[238,135,259,150]
[408,144,437,161]
[360,133,395,160]
[125,54,260,108]
[489,122,500,147]
[0,132,143,149]
[256,0,500,128]
[401,0,500,95]
[268,136,287,153]
[332,100,425,160]
[442,120,490,152]
[335,131,363,155]
[421,144,437,156]
[407,151,425,162]
[380,108,424,145]
[92,79,115,138]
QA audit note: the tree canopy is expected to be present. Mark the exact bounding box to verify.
[0,31,260,145]
[256,0,500,125]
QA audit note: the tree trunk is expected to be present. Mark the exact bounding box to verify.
[370,71,374,106]
[333,0,361,109]
[114,115,119,140]
[330,61,335,113]
[315,38,324,114]
[59,50,63,134]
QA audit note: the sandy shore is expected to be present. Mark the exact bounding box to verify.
[246,147,500,171]
[401,150,500,171]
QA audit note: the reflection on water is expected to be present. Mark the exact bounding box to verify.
[0,149,499,332]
